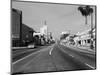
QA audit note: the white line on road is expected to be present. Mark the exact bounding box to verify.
[85,63,95,69]
[49,45,54,55]
[49,47,53,55]
[12,46,51,65]
[69,54,74,58]
[58,44,95,69]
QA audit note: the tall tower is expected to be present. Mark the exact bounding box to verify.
[40,20,48,35]
[44,20,48,35]
[44,20,47,25]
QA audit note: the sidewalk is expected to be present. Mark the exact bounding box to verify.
[76,45,95,51]
[12,46,34,50]
[60,42,95,54]
[12,45,49,50]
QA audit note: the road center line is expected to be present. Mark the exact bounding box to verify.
[49,45,54,55]
[69,54,74,57]
[49,47,53,55]
[85,63,95,69]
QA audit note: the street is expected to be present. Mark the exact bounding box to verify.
[12,42,96,74]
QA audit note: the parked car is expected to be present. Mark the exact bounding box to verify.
[28,43,36,48]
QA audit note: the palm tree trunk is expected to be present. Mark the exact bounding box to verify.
[85,16,87,25]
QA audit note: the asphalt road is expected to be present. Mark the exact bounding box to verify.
[12,42,96,74]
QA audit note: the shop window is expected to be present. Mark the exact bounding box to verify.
[87,39,91,43]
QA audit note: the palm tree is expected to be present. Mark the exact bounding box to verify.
[78,5,93,25]
[78,5,94,49]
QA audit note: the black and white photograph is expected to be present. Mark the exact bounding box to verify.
[11,0,96,75]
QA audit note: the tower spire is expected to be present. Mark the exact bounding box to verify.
[44,20,47,25]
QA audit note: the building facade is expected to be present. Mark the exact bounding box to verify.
[74,28,96,49]
[12,8,35,47]
[12,8,22,47]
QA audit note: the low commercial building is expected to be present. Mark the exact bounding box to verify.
[12,8,35,47]
[12,8,22,47]
[74,28,95,48]
[21,24,35,46]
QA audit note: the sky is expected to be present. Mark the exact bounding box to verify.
[12,1,96,39]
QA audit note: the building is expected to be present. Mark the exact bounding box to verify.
[12,8,35,47]
[33,32,46,45]
[60,31,70,40]
[12,8,22,47]
[74,28,96,48]
[40,21,48,41]
[21,24,35,46]
[40,25,47,35]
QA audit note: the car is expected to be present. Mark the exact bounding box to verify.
[28,43,35,48]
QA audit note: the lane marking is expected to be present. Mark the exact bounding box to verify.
[58,44,75,58]
[12,46,52,65]
[58,44,95,69]
[69,54,74,57]
[49,47,53,55]
[85,63,95,69]
[49,45,55,55]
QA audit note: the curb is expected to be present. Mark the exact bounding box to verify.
[12,47,35,50]
[67,45,95,53]
[61,43,95,54]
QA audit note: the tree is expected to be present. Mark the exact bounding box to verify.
[78,5,94,49]
[78,6,93,25]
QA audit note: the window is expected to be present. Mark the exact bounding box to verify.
[87,39,91,43]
